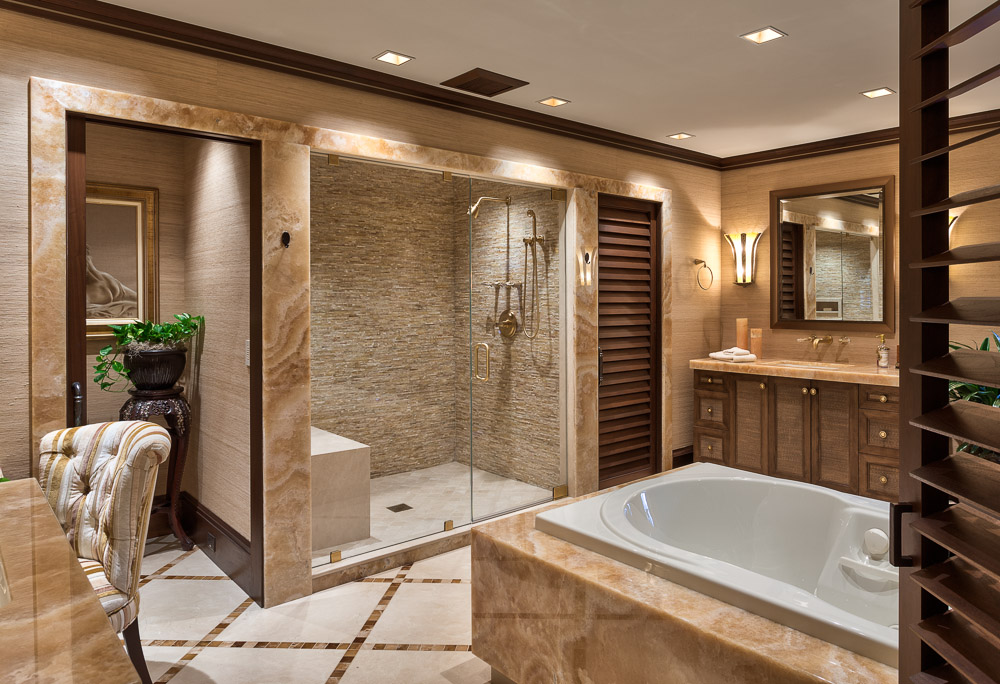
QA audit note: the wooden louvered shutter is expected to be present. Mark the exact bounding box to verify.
[596,195,661,490]
[779,221,804,319]
[898,0,1000,681]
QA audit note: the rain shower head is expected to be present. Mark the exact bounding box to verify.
[468,195,511,219]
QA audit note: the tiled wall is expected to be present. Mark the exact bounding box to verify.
[309,159,563,489]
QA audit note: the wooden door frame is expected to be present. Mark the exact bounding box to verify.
[65,116,265,605]
[596,193,663,488]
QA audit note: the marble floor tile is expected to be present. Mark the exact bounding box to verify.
[367,583,471,645]
[314,461,549,565]
[161,549,226,577]
[141,536,186,576]
[139,578,249,641]
[141,645,189,682]
[339,650,490,684]
[406,547,471,581]
[219,581,387,643]
[170,647,344,684]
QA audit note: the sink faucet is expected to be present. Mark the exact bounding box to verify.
[797,335,834,349]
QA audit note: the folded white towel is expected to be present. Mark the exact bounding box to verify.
[709,351,758,363]
[723,347,751,356]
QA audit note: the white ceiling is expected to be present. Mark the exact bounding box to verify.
[107,0,1000,157]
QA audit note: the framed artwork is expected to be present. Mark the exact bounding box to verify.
[85,183,159,338]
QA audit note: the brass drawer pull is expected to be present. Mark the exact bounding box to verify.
[707,445,713,451]
[706,407,713,415]
[810,388,818,396]
[879,475,889,485]
[879,395,888,403]
[879,430,888,439]
[706,378,713,384]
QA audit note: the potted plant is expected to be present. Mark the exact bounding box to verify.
[94,313,205,393]
[948,332,1000,464]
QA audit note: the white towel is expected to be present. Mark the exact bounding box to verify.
[709,351,758,363]
[723,346,750,356]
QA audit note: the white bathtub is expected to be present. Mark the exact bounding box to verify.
[535,463,898,666]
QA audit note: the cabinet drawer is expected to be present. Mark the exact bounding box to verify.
[695,391,728,428]
[859,386,899,412]
[860,454,899,501]
[694,370,728,391]
[860,409,899,455]
[694,428,726,465]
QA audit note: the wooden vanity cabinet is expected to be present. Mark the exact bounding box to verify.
[692,371,898,502]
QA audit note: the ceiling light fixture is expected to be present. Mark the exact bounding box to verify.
[861,87,896,99]
[374,50,413,66]
[740,26,786,44]
[538,96,570,107]
[668,132,695,140]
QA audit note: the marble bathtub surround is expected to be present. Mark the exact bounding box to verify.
[29,77,670,605]
[689,357,899,387]
[0,478,139,684]
[471,487,896,684]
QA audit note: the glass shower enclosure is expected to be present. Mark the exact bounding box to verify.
[309,154,566,567]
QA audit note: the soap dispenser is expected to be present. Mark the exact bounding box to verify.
[876,334,890,368]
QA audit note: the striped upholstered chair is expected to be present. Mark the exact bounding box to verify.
[39,421,171,684]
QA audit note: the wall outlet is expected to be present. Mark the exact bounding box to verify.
[206,533,217,552]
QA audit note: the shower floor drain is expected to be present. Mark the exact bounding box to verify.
[386,503,413,513]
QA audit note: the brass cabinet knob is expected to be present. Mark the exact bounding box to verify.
[707,445,713,451]
[759,383,766,390]
[879,430,888,439]
[707,407,713,414]
[802,387,809,395]
[706,378,713,384]
[879,395,888,403]
[879,475,889,484]
[810,388,818,396]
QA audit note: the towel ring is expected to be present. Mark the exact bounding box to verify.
[694,259,714,290]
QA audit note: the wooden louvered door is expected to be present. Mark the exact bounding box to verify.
[778,221,805,320]
[899,0,1000,680]
[597,195,661,490]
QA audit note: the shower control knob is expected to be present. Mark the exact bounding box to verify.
[863,528,890,559]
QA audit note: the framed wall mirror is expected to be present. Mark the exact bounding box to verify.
[85,182,159,337]
[769,176,894,333]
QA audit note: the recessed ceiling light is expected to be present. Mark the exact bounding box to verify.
[538,96,570,107]
[861,87,896,99]
[740,26,786,44]
[374,50,413,66]
[668,132,695,140]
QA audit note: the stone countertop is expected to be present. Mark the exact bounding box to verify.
[690,357,900,387]
[472,473,897,684]
[0,478,139,684]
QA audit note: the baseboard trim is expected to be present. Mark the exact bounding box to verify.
[149,492,258,604]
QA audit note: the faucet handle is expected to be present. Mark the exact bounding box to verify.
[797,336,814,343]
[839,336,851,344]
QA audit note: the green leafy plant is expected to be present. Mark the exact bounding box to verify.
[948,332,1000,463]
[94,313,204,391]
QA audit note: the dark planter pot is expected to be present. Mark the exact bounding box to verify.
[124,348,187,391]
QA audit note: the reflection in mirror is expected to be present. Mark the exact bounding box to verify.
[770,177,894,332]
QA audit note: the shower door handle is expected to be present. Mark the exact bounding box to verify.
[598,347,604,386]
[474,343,490,382]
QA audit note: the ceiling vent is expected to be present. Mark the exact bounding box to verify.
[440,68,529,97]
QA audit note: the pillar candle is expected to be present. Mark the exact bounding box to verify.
[736,318,749,350]
[750,328,763,359]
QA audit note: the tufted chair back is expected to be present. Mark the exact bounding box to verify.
[38,421,170,598]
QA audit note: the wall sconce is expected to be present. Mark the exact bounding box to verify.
[724,231,763,287]
[578,249,595,286]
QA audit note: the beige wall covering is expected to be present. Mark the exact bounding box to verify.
[1,8,713,482]
[720,133,1000,368]
[182,137,253,540]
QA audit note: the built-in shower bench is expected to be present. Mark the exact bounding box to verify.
[311,426,371,552]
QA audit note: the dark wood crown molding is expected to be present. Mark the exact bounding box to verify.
[3,0,1000,171]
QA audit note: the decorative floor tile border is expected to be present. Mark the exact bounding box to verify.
[141,545,476,684]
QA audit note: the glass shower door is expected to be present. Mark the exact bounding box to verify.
[468,178,566,521]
